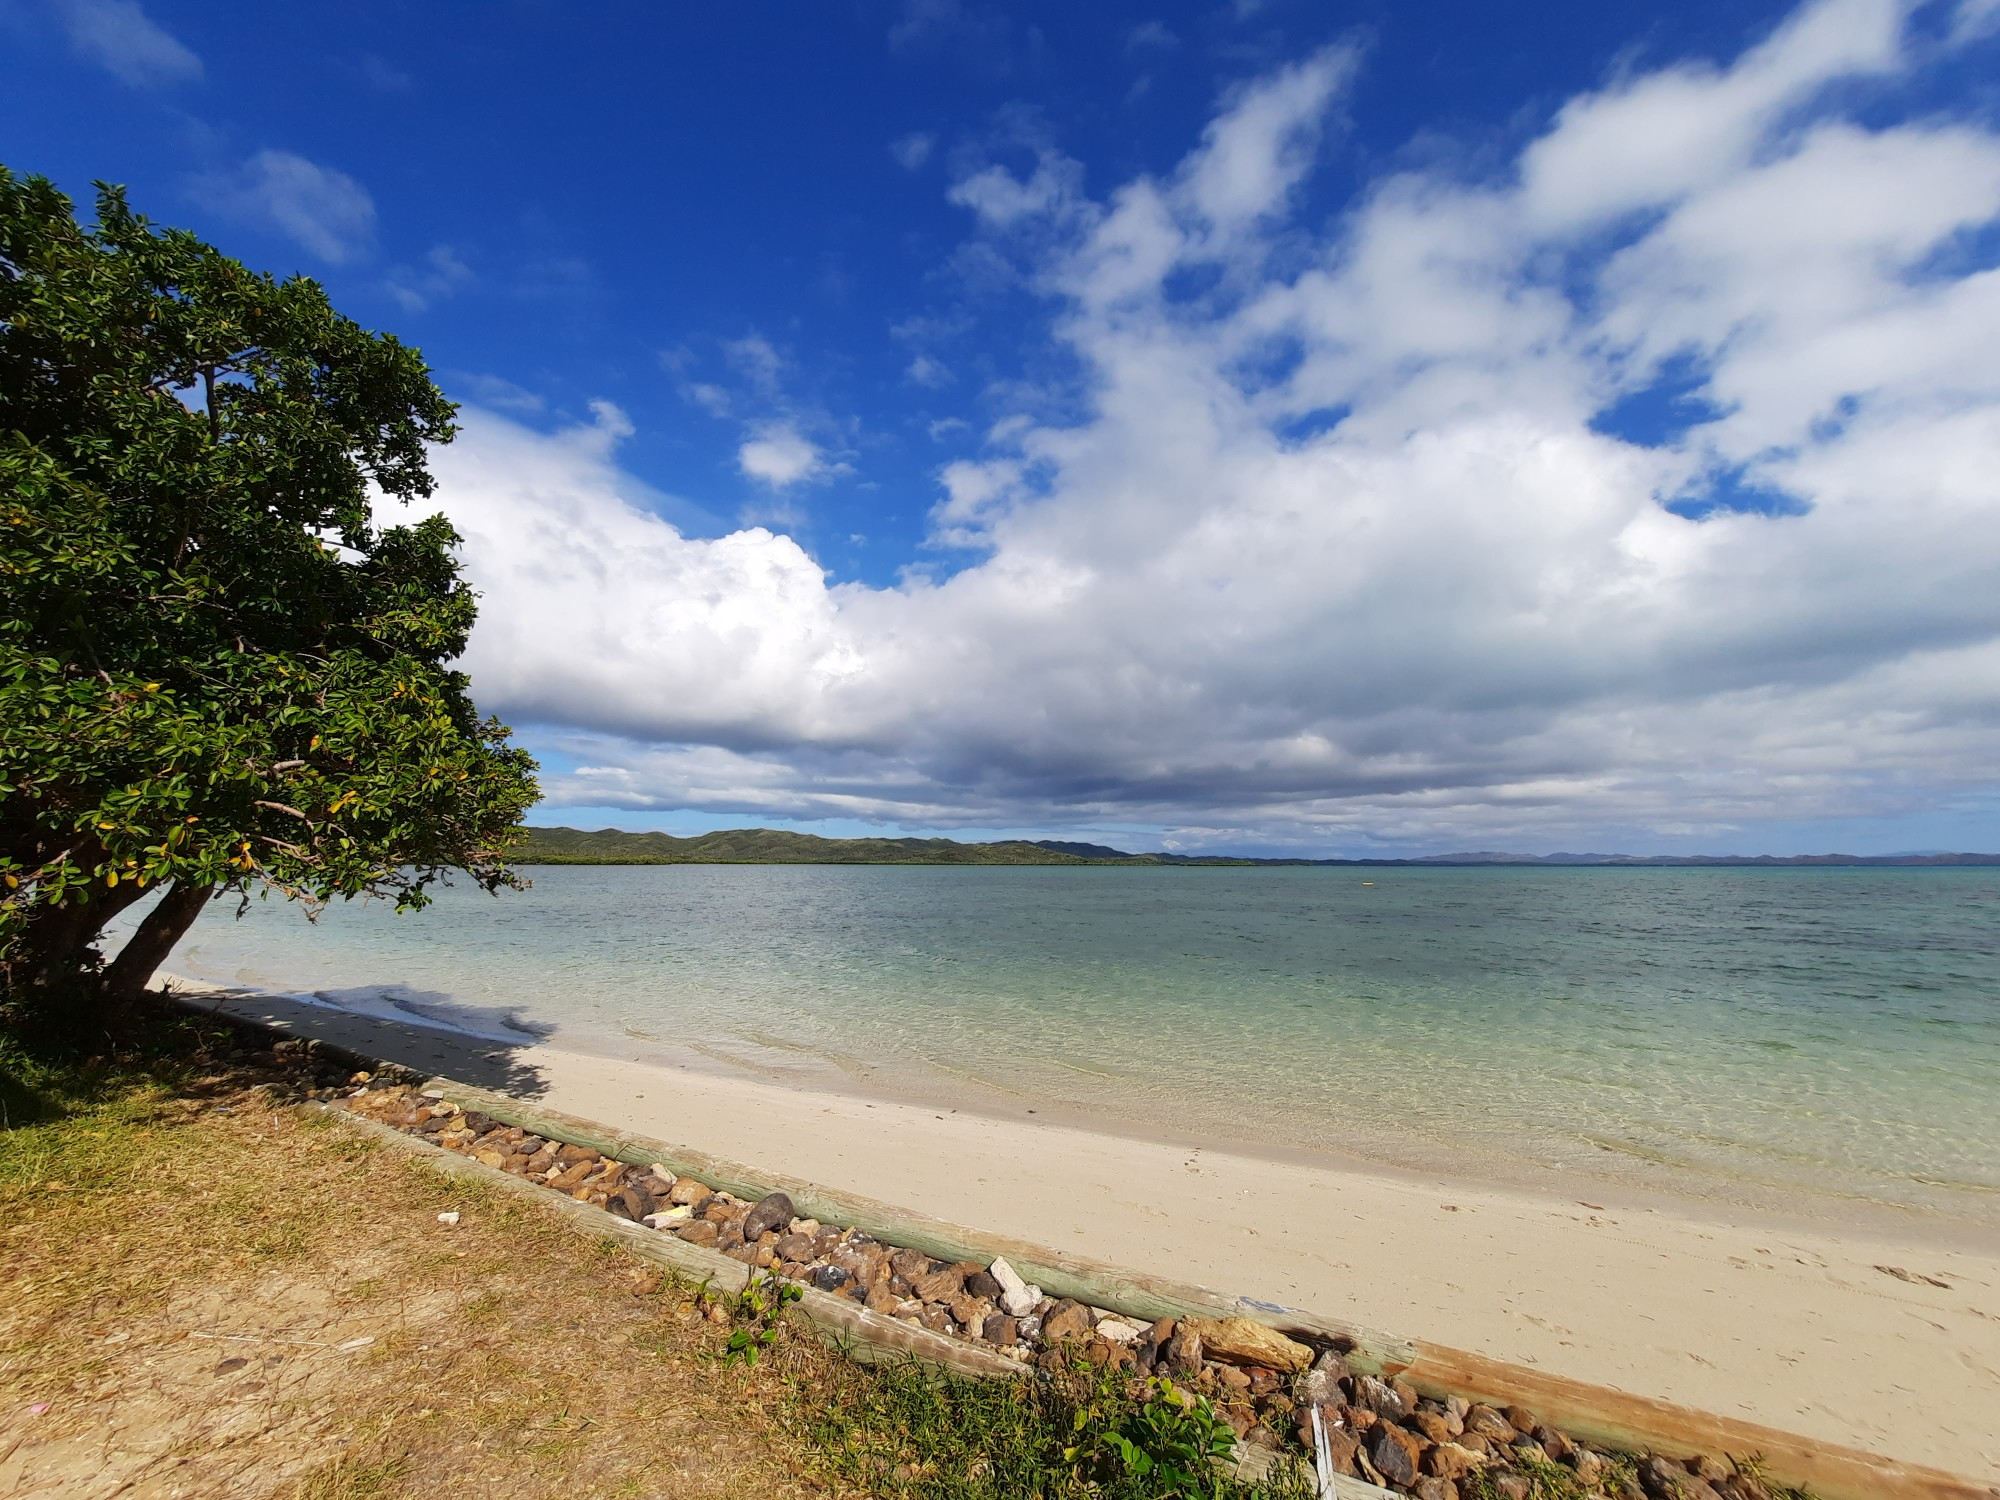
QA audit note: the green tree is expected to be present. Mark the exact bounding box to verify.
[0,167,538,1020]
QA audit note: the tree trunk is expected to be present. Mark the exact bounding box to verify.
[103,882,215,1009]
[3,882,149,996]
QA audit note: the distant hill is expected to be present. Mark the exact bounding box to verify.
[510,827,2000,867]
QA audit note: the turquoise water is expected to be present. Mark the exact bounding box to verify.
[148,866,2000,1228]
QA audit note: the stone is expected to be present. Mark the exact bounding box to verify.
[436,1211,460,1226]
[1352,1374,1412,1420]
[701,1199,735,1224]
[889,1248,932,1281]
[912,1265,967,1303]
[1182,1317,1313,1373]
[865,1286,901,1316]
[1412,1480,1458,1500]
[775,1233,817,1263]
[1413,1409,1459,1445]
[1162,1325,1203,1374]
[1319,1426,1362,1477]
[546,1159,594,1188]
[643,1206,692,1228]
[609,1187,653,1222]
[987,1257,1042,1317]
[1148,1317,1176,1345]
[963,1269,1002,1300]
[1425,1443,1488,1482]
[1691,1457,1732,1486]
[1040,1300,1095,1343]
[1570,1450,1610,1487]
[949,1294,994,1329]
[1503,1406,1537,1436]
[1094,1317,1146,1344]
[676,1220,719,1248]
[666,1177,708,1206]
[1490,1474,1532,1500]
[1463,1404,1516,1442]
[741,1192,794,1243]
[982,1314,1018,1344]
[1015,1314,1042,1342]
[811,1264,851,1292]
[1370,1424,1424,1489]
[919,1306,952,1335]
[473,1149,507,1169]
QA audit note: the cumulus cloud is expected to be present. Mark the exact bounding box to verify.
[191,149,376,263]
[737,421,839,488]
[52,0,200,85]
[890,131,936,170]
[424,0,2000,847]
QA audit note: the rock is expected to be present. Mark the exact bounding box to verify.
[1503,1406,1537,1435]
[1692,1457,1732,1486]
[890,1247,932,1281]
[741,1192,794,1242]
[666,1177,708,1206]
[950,1294,994,1330]
[644,1206,692,1228]
[1182,1317,1313,1373]
[676,1220,720,1248]
[1313,1424,1362,1477]
[1641,1457,1689,1499]
[1148,1316,1176,1345]
[865,1286,901,1315]
[1533,1426,1571,1462]
[1162,1324,1203,1374]
[1570,1450,1610,1487]
[1463,1404,1516,1442]
[1015,1314,1042,1342]
[1413,1479,1459,1500]
[1299,1350,1344,1406]
[919,1305,953,1335]
[1352,1374,1412,1420]
[913,1265,966,1303]
[1413,1409,1459,1445]
[473,1149,507,1169]
[982,1314,1018,1344]
[963,1269,1002,1301]
[1370,1424,1424,1489]
[772,1232,813,1261]
[811,1264,851,1292]
[1219,1366,1252,1390]
[1490,1474,1532,1500]
[1094,1317,1146,1344]
[1040,1300,1095,1343]
[1425,1443,1488,1482]
[436,1211,460,1226]
[987,1257,1043,1317]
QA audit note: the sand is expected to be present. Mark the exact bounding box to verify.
[178,981,2000,1484]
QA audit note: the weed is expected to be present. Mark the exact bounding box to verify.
[292,1451,410,1500]
[721,1272,802,1365]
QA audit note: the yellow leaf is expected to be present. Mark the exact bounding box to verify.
[105,870,119,887]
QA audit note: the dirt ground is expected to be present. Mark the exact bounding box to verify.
[0,1057,836,1500]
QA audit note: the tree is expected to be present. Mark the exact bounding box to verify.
[0,167,539,1020]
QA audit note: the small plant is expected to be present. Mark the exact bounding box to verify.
[720,1272,801,1365]
[1065,1375,1240,1496]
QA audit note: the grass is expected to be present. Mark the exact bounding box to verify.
[0,1006,1320,1500]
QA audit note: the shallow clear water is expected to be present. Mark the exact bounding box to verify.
[147,865,2000,1228]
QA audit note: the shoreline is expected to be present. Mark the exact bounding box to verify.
[172,978,2000,1483]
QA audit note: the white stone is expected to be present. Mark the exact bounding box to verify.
[644,1206,693,1228]
[1096,1318,1146,1344]
[436,1211,460,1226]
[989,1257,1043,1317]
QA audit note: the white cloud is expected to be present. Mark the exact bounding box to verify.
[890,132,936,170]
[192,149,376,264]
[53,0,200,85]
[904,354,953,388]
[385,244,472,311]
[427,0,2000,847]
[737,421,838,488]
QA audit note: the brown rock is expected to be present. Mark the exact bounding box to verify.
[1162,1325,1203,1374]
[1571,1450,1610,1487]
[1219,1366,1252,1390]
[1692,1457,1732,1486]
[775,1233,816,1262]
[919,1305,952,1335]
[1040,1300,1095,1343]
[1533,1426,1572,1462]
[1370,1423,1424,1489]
[1352,1374,1412,1420]
[740,1192,794,1242]
[1425,1443,1488,1482]
[1314,1424,1361,1477]
[1455,1432,1491,1457]
[1412,1409,1458,1445]
[950,1294,994,1329]
[982,1313,1018,1344]
[676,1220,720,1248]
[865,1285,901,1315]
[609,1187,653,1221]
[1182,1317,1313,1373]
[1412,1480,1458,1500]
[1503,1406,1537,1434]
[1148,1316,1176,1345]
[1490,1474,1532,1500]
[473,1149,507,1169]
[1463,1404,1517,1442]
[666,1176,708,1206]
[888,1247,932,1281]
[1220,1404,1255,1438]
[912,1265,967,1303]
[963,1269,1002,1300]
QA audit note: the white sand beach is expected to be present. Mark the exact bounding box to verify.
[181,982,2000,1485]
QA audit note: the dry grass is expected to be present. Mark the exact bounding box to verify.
[0,1033,834,1500]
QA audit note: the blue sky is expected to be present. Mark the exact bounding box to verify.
[9,0,2000,855]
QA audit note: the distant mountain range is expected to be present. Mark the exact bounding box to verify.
[513,827,2000,867]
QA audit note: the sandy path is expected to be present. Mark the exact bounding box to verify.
[183,983,2000,1484]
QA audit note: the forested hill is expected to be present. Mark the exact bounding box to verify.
[510,828,2000,867]
[510,826,1165,865]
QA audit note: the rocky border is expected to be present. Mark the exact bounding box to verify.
[324,1063,1813,1500]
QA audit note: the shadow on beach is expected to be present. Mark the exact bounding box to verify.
[167,982,553,1100]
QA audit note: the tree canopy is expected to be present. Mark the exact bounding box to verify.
[0,167,538,1013]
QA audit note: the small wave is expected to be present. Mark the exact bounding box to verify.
[280,985,554,1047]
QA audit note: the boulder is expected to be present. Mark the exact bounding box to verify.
[1040,1300,1095,1343]
[1182,1317,1313,1373]
[1370,1424,1424,1489]
[741,1192,794,1242]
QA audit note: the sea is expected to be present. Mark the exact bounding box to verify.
[132,864,2000,1233]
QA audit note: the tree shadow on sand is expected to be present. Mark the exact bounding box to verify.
[166,982,553,1101]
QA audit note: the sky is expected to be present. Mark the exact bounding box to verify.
[7,0,2000,856]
